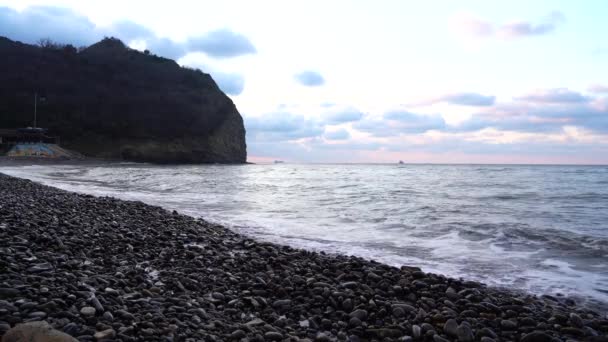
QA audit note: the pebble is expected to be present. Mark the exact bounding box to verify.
[0,288,20,297]
[230,329,246,339]
[434,335,450,342]
[443,319,458,337]
[0,174,605,342]
[101,311,113,322]
[4,322,77,341]
[500,319,517,330]
[264,331,284,340]
[349,309,368,321]
[569,312,584,328]
[456,323,474,342]
[349,317,362,327]
[412,324,421,339]
[94,328,116,340]
[26,262,53,273]
[80,306,96,317]
[520,331,554,342]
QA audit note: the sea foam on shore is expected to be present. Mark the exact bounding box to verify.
[0,173,607,341]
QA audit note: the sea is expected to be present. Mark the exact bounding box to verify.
[1,163,607,311]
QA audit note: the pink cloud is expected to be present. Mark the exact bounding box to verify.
[588,84,608,93]
[515,88,589,104]
[449,12,493,37]
[498,11,565,38]
[450,11,565,40]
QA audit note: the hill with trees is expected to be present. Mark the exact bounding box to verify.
[0,36,246,163]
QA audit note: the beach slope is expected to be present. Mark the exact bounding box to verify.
[0,174,606,341]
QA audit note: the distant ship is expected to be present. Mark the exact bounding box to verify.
[398,160,404,164]
[274,160,285,164]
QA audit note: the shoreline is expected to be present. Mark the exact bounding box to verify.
[0,173,607,341]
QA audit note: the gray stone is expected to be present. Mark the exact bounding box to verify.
[569,313,584,328]
[443,319,458,337]
[412,325,421,339]
[501,319,517,330]
[349,309,368,321]
[264,331,283,341]
[0,288,20,297]
[521,332,554,342]
[101,311,113,322]
[80,306,96,317]
[27,311,47,319]
[230,329,246,340]
[2,321,78,341]
[349,317,362,327]
[434,335,450,342]
[456,323,474,342]
[94,328,116,340]
[26,263,53,273]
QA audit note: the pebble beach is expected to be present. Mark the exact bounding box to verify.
[1,173,607,341]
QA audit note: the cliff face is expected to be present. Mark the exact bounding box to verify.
[0,37,246,163]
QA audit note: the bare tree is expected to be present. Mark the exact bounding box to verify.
[37,38,64,50]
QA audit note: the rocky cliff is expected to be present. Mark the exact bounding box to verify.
[0,37,246,163]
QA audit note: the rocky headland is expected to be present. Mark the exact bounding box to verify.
[0,37,246,164]
[0,173,607,341]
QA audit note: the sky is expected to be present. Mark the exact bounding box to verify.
[1,0,607,164]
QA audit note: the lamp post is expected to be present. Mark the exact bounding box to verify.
[34,92,37,128]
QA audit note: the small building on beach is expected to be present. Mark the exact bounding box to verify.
[0,127,77,158]
[0,128,59,145]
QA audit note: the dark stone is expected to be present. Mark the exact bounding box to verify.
[569,313,584,328]
[230,329,246,340]
[434,335,450,342]
[520,332,554,342]
[0,288,20,297]
[443,319,458,337]
[501,319,517,330]
[264,331,283,341]
[412,325,421,339]
[456,323,474,342]
[349,309,368,321]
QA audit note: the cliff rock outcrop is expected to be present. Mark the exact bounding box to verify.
[0,37,246,163]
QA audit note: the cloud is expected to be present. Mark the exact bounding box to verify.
[0,6,98,46]
[440,92,495,106]
[449,12,494,37]
[453,99,608,134]
[210,72,245,96]
[146,37,187,60]
[414,92,495,107]
[107,20,154,41]
[324,129,350,140]
[516,88,589,104]
[294,71,325,86]
[450,11,565,40]
[354,111,446,137]
[187,29,256,58]
[324,109,364,124]
[498,11,565,38]
[168,58,245,96]
[0,6,256,60]
[588,84,608,94]
[245,112,325,142]
[247,99,608,163]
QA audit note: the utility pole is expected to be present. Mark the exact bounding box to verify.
[34,92,37,128]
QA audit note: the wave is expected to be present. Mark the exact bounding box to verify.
[1,163,607,310]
